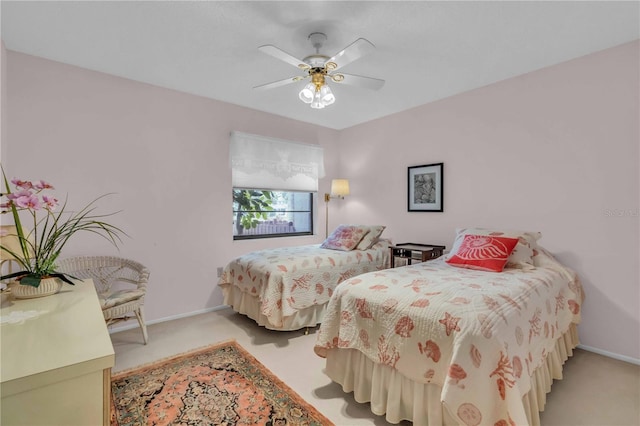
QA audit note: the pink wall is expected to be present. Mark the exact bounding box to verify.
[3,49,338,324]
[3,40,638,361]
[336,41,639,361]
[1,41,6,162]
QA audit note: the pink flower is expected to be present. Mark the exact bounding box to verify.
[7,189,33,201]
[42,195,58,211]
[11,179,33,190]
[15,194,42,210]
[0,176,124,282]
[34,180,54,190]
[0,227,7,237]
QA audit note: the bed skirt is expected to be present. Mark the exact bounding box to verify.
[221,284,327,331]
[325,323,579,425]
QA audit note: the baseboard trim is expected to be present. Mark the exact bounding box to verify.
[577,344,640,366]
[108,305,229,334]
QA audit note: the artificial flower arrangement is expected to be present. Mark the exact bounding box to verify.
[0,170,125,288]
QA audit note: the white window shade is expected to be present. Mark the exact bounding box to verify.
[230,132,325,192]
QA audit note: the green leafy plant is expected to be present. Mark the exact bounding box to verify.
[232,190,274,235]
[0,170,126,288]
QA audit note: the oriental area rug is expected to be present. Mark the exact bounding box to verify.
[110,340,333,426]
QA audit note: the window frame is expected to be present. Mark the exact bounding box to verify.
[232,189,314,240]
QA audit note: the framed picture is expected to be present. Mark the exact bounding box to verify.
[408,163,443,212]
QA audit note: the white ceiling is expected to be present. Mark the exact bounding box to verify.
[2,1,639,130]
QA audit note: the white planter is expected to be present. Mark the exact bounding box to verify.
[10,277,63,299]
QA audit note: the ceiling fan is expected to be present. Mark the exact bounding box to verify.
[254,32,385,109]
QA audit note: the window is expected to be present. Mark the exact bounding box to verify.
[233,190,313,239]
[229,132,324,240]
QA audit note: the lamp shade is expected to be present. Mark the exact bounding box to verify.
[0,225,30,261]
[330,179,350,197]
[310,89,325,109]
[299,83,315,104]
[320,85,335,106]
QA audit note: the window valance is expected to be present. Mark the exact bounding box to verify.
[230,131,325,192]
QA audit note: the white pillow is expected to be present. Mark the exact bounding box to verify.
[355,225,386,250]
[446,227,541,268]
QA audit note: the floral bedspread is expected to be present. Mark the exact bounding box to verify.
[314,249,583,425]
[218,240,390,328]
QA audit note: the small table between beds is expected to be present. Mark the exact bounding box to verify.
[389,243,446,268]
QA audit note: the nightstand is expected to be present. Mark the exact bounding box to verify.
[389,243,446,268]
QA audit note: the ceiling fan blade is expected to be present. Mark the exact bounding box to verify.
[254,75,307,91]
[258,45,310,70]
[326,38,376,70]
[331,73,385,90]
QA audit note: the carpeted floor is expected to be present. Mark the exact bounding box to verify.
[111,339,333,426]
[110,307,640,426]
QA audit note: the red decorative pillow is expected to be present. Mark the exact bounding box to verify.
[320,225,368,251]
[446,227,541,268]
[445,235,519,272]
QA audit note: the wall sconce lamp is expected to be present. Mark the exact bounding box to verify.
[324,179,350,238]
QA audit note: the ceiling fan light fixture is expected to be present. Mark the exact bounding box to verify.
[310,90,325,109]
[320,85,335,106]
[299,83,315,104]
[301,71,335,108]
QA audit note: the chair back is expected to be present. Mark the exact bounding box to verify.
[56,256,149,294]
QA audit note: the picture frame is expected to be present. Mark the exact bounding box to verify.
[408,163,444,212]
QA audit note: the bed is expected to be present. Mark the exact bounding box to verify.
[314,228,584,425]
[219,225,390,331]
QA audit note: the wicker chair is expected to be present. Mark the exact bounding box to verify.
[56,256,150,344]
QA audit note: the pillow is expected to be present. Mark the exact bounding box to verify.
[320,225,369,251]
[446,227,541,268]
[355,225,386,250]
[446,235,519,272]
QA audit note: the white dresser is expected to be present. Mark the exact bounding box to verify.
[0,280,114,425]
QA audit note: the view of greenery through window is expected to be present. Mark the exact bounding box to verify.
[232,189,313,239]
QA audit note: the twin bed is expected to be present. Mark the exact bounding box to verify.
[218,225,390,330]
[219,226,584,425]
